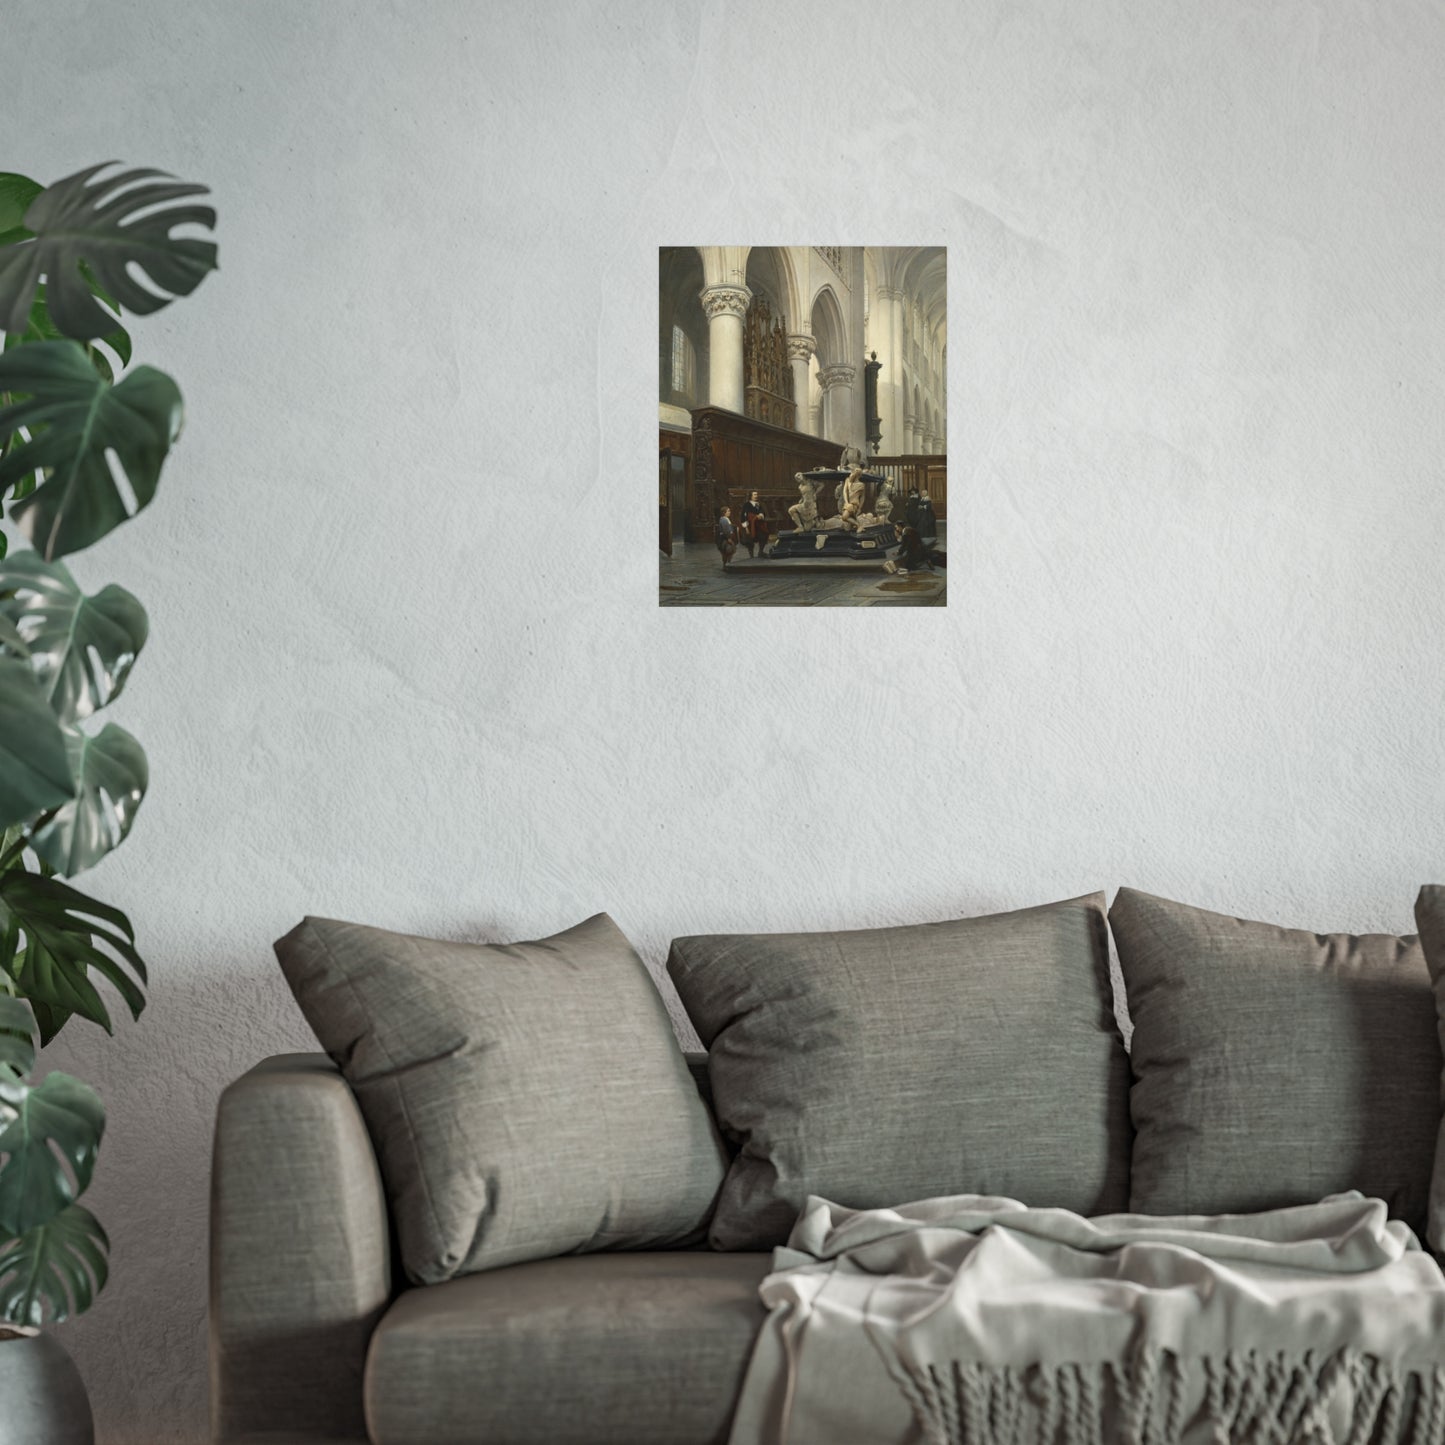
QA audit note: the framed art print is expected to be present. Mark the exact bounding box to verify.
[659,246,946,608]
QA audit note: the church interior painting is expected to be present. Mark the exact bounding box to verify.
[659,246,947,607]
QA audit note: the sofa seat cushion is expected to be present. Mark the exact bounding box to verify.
[364,1250,773,1445]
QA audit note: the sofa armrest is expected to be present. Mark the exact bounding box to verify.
[210,1053,391,1445]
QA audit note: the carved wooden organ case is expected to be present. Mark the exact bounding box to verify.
[743,295,795,429]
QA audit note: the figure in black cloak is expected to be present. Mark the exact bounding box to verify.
[917,490,937,542]
[884,525,946,573]
[715,506,737,567]
[904,487,921,531]
[741,491,769,558]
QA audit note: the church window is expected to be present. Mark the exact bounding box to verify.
[671,325,696,403]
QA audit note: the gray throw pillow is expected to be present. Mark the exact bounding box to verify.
[1412,886,1445,1252]
[1112,888,1438,1237]
[275,912,728,1285]
[666,894,1130,1250]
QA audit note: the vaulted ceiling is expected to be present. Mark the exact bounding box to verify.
[889,246,947,345]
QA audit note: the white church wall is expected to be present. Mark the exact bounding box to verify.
[9,1,1445,1439]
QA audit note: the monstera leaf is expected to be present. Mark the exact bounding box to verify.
[0,656,74,831]
[0,997,34,1082]
[0,340,182,559]
[0,174,134,426]
[0,616,25,656]
[0,1068,104,1236]
[1,284,131,382]
[0,163,216,341]
[0,554,148,722]
[0,174,41,245]
[0,871,146,1042]
[28,724,147,876]
[0,1202,108,1326]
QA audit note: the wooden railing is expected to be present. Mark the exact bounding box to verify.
[866,455,947,520]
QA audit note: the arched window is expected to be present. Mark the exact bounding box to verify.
[671,325,697,403]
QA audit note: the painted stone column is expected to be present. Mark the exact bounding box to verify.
[877,286,904,455]
[817,363,856,447]
[699,284,751,414]
[905,412,917,454]
[892,298,907,453]
[786,333,816,434]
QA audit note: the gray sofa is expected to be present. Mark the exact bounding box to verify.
[210,1053,765,1445]
[210,888,1445,1444]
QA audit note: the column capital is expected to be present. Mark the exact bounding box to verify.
[817,363,856,392]
[876,284,904,302]
[785,332,815,362]
[699,284,751,321]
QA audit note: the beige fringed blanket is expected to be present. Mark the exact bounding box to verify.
[727,1193,1445,1445]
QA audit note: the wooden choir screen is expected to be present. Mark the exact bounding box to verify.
[688,407,838,543]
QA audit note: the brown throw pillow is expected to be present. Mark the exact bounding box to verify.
[275,912,728,1284]
[667,894,1131,1250]
[1112,888,1438,1237]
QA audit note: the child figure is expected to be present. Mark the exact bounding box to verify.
[715,506,738,567]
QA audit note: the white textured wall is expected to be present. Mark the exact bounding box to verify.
[12,1,1445,1440]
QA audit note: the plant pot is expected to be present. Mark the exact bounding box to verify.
[0,1330,94,1445]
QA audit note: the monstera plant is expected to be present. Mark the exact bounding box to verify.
[0,160,216,1406]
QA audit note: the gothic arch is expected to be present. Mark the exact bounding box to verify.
[810,284,847,370]
[759,246,805,335]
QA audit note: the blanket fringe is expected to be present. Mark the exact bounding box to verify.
[897,1350,1445,1445]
